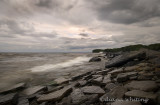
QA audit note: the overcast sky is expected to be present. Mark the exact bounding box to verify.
[0,0,160,52]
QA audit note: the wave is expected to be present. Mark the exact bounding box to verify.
[31,56,91,72]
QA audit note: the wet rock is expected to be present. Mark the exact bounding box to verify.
[37,86,72,103]
[54,77,69,85]
[81,86,105,95]
[0,83,26,94]
[125,90,157,102]
[105,51,146,68]
[102,74,111,84]
[111,101,142,105]
[125,81,158,92]
[0,93,18,105]
[22,86,47,96]
[71,89,87,105]
[89,57,101,62]
[105,83,117,90]
[117,72,138,83]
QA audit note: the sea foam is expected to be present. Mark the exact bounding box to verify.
[31,56,91,72]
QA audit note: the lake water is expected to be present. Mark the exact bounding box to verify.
[0,53,102,90]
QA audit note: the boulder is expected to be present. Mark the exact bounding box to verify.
[71,89,87,105]
[22,86,47,96]
[125,90,157,102]
[125,81,158,92]
[37,86,72,103]
[81,86,105,95]
[111,101,142,105]
[54,77,69,85]
[105,51,146,68]
[0,93,18,105]
[89,57,101,62]
[0,83,26,94]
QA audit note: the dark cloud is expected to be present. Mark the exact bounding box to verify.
[88,0,160,24]
[35,0,54,8]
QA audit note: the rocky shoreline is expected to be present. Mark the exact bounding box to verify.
[0,49,160,105]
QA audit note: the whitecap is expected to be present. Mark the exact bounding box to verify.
[31,56,91,72]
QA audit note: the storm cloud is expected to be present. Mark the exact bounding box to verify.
[0,0,160,52]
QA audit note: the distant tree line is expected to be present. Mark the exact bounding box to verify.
[92,43,160,53]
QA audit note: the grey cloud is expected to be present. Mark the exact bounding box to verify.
[79,33,88,37]
[88,0,160,24]
[35,0,54,8]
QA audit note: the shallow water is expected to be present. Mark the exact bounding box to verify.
[0,53,102,90]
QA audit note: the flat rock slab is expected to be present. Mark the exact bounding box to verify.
[71,88,87,105]
[0,83,26,94]
[0,93,18,105]
[124,66,140,72]
[110,86,128,99]
[111,101,142,105]
[22,86,47,96]
[54,77,69,85]
[105,83,117,90]
[78,80,87,86]
[81,86,105,95]
[117,72,138,82]
[125,81,158,92]
[125,90,157,101]
[72,71,91,80]
[92,76,103,85]
[105,51,146,68]
[37,86,72,103]
[108,68,123,75]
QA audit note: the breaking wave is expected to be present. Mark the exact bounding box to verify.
[31,56,91,72]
